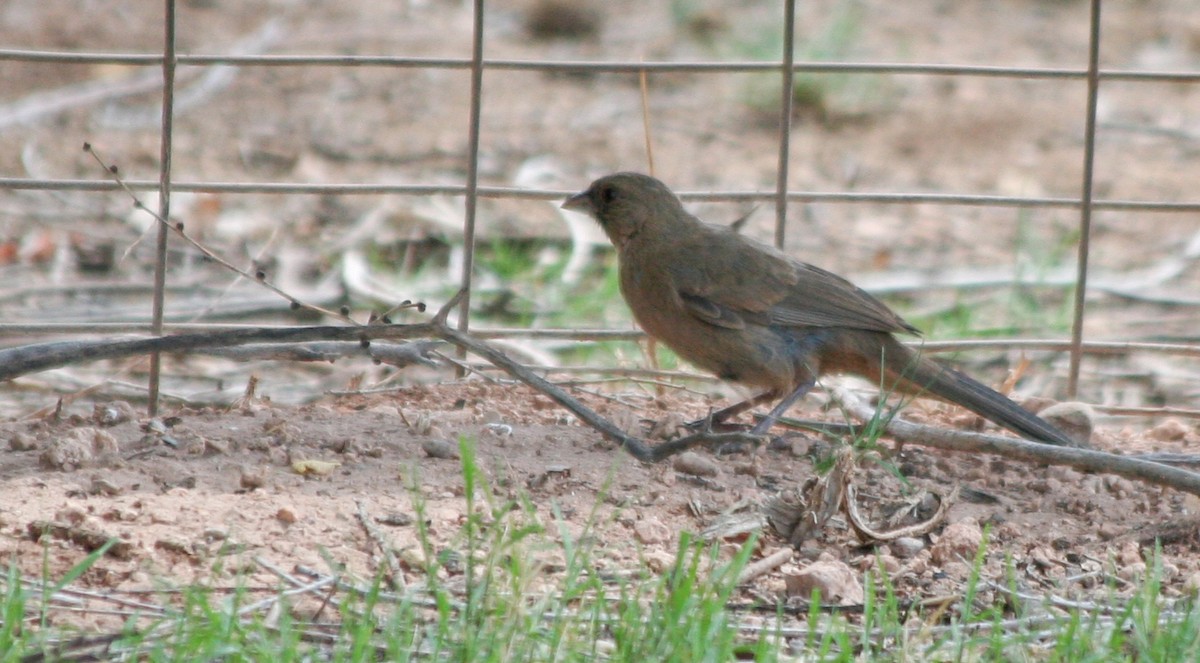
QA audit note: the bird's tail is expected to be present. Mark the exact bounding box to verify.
[874,337,1078,447]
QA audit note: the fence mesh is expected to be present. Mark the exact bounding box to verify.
[1,0,1197,417]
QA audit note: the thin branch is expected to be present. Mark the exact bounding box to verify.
[355,500,404,591]
[830,386,1200,497]
[84,143,359,324]
[6,290,1200,493]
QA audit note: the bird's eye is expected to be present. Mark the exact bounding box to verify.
[599,185,617,203]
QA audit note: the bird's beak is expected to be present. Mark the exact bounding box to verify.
[561,191,593,215]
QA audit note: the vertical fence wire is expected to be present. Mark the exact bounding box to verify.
[147,0,178,416]
[456,0,487,369]
[1067,0,1104,399]
[773,0,799,249]
[772,0,801,250]
[7,0,1192,405]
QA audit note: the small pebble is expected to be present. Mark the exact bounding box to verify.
[89,477,122,496]
[1148,419,1188,442]
[673,451,719,477]
[240,466,268,490]
[422,439,460,460]
[634,517,671,545]
[892,536,925,559]
[643,549,676,573]
[9,433,38,451]
[1037,402,1095,447]
[931,518,983,564]
[784,559,864,604]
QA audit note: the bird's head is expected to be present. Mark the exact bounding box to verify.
[561,172,686,248]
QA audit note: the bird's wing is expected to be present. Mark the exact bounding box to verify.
[770,263,918,334]
[669,226,917,335]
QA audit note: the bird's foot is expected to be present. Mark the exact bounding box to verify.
[718,431,808,457]
[684,410,751,434]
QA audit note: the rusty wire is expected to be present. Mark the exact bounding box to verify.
[1,1,1199,412]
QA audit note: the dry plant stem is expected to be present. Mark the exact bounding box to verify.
[830,386,1200,497]
[0,292,756,462]
[11,288,1198,476]
[235,576,339,617]
[438,324,763,461]
[84,144,356,324]
[844,483,958,542]
[464,362,716,383]
[1094,404,1200,419]
[354,500,404,591]
[639,66,655,176]
[737,547,793,585]
[0,326,429,382]
[202,340,439,368]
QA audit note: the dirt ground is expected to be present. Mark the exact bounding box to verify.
[2,0,1200,630]
[3,381,1200,634]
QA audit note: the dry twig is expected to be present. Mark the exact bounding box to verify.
[829,386,1200,497]
[6,289,1200,496]
[354,500,404,591]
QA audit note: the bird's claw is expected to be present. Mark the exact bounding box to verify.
[684,409,751,434]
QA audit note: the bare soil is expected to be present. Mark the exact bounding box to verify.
[4,381,1200,633]
[2,0,1200,631]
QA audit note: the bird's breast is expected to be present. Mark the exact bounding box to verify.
[618,258,796,393]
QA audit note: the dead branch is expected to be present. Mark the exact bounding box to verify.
[0,325,432,381]
[737,547,793,585]
[6,290,1200,491]
[355,500,404,591]
[829,386,1200,497]
[843,483,958,543]
[201,340,440,368]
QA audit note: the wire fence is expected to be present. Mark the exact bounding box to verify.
[1,0,1198,413]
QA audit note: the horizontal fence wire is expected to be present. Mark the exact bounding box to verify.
[3,0,1199,412]
[3,321,1200,358]
[3,49,1200,82]
[3,178,1199,212]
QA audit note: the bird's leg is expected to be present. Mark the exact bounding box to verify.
[686,391,778,432]
[750,378,816,435]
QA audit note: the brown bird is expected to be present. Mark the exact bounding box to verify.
[562,172,1077,447]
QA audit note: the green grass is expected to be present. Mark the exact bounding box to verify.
[4,440,1199,660]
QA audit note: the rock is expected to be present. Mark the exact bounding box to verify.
[1036,402,1095,447]
[9,432,38,451]
[931,518,984,565]
[239,465,268,491]
[399,547,427,569]
[1148,419,1188,442]
[649,413,686,440]
[377,512,414,527]
[1118,562,1147,582]
[54,506,87,525]
[204,438,230,455]
[1116,540,1141,566]
[644,549,676,573]
[892,536,926,559]
[422,439,460,460]
[1184,572,1200,597]
[673,451,719,477]
[634,517,671,545]
[40,428,119,471]
[874,555,901,574]
[89,477,122,496]
[784,560,864,605]
[94,401,136,427]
